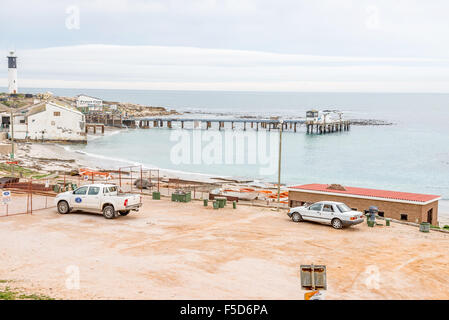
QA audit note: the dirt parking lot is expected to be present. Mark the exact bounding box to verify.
[1,196,448,300]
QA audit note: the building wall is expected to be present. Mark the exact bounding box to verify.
[27,103,86,142]
[9,114,28,139]
[10,123,27,139]
[288,190,439,225]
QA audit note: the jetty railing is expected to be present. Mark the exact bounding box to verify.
[117,116,350,134]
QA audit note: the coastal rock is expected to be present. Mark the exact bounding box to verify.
[350,119,394,126]
[134,178,153,189]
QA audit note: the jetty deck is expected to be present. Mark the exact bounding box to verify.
[122,117,351,134]
[86,113,350,134]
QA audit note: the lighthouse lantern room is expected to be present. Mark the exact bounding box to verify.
[7,50,18,94]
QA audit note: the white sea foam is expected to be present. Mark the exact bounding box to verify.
[63,141,233,183]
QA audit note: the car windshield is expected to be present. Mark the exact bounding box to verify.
[337,204,352,212]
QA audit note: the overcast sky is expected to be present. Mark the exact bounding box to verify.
[1,0,449,92]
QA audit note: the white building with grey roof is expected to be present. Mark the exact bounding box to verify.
[10,100,87,143]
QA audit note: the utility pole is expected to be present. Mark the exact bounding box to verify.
[277,119,283,211]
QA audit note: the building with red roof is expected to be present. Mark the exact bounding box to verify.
[288,183,440,225]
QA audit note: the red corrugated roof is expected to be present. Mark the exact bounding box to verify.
[289,184,440,203]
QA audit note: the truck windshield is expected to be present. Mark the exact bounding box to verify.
[337,204,352,212]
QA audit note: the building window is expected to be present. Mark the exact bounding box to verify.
[51,121,55,126]
[54,112,61,116]
[400,214,408,221]
[19,119,25,124]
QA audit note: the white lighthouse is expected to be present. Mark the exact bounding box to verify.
[7,50,18,94]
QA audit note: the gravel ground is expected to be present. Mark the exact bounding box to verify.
[0,196,448,300]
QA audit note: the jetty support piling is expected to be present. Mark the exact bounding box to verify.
[118,117,349,135]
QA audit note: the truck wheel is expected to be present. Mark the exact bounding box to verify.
[292,212,303,222]
[331,218,343,229]
[57,201,70,214]
[103,205,116,219]
[119,210,130,216]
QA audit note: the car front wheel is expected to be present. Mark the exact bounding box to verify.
[57,201,70,214]
[103,205,116,219]
[292,212,303,222]
[331,218,343,229]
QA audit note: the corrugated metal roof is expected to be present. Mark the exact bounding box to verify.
[25,100,81,117]
[289,183,440,203]
[49,99,80,112]
[0,103,9,112]
[26,103,47,116]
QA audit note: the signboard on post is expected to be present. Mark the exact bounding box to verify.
[2,190,11,204]
[300,264,327,300]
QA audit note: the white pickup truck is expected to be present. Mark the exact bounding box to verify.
[287,201,364,229]
[55,183,142,219]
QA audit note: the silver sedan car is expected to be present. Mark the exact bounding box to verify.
[287,201,364,229]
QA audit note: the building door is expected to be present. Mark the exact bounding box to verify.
[289,200,303,208]
[321,204,335,223]
[427,209,433,224]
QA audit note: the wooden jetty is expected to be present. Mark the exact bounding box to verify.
[86,113,123,127]
[305,119,350,134]
[85,123,105,134]
[84,110,350,134]
[119,117,350,134]
[123,118,305,132]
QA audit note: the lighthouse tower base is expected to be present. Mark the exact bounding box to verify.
[8,68,18,94]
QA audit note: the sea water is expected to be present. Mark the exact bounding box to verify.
[8,88,449,198]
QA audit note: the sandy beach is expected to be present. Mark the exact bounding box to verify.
[4,131,235,184]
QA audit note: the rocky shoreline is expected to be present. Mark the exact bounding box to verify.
[349,119,394,126]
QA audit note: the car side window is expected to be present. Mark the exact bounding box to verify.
[73,186,88,195]
[88,187,100,195]
[323,204,334,212]
[309,203,322,211]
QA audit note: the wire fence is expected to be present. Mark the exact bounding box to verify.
[55,165,213,200]
[0,179,56,218]
[0,171,287,218]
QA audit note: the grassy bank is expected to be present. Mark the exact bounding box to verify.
[0,281,54,300]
